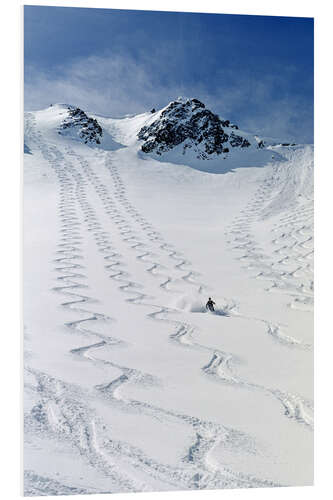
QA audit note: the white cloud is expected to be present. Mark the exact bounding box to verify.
[24,53,313,142]
[25,53,183,116]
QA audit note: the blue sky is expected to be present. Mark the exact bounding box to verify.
[24,6,314,142]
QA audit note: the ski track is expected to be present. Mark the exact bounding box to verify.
[24,135,275,491]
[67,147,312,431]
[226,157,313,327]
[24,116,312,492]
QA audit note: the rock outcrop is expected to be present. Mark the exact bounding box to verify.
[138,98,251,159]
[58,106,103,145]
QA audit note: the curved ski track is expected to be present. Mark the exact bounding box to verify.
[226,158,313,334]
[64,147,313,430]
[24,117,312,492]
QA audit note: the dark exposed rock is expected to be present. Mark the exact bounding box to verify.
[221,119,230,127]
[58,106,103,145]
[150,108,156,113]
[229,132,250,148]
[221,119,240,130]
[138,98,250,158]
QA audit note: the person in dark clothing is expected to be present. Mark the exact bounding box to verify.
[206,297,216,312]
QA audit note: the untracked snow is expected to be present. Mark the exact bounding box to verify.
[24,102,313,495]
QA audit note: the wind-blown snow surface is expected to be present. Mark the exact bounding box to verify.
[24,104,313,496]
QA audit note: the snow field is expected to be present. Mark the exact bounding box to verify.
[24,105,313,494]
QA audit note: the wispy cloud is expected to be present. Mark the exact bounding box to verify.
[207,67,313,141]
[25,52,313,142]
[25,53,183,116]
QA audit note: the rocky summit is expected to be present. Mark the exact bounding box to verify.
[58,106,103,145]
[137,98,251,159]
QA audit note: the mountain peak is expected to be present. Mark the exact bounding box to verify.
[57,105,103,145]
[137,98,248,159]
[164,97,206,114]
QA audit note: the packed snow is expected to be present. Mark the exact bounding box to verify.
[24,102,313,495]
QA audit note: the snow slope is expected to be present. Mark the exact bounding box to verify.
[24,103,313,495]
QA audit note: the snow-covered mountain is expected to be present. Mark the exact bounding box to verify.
[24,100,313,496]
[138,97,252,158]
[26,100,295,169]
[58,105,103,144]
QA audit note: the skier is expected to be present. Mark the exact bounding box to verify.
[206,297,216,312]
